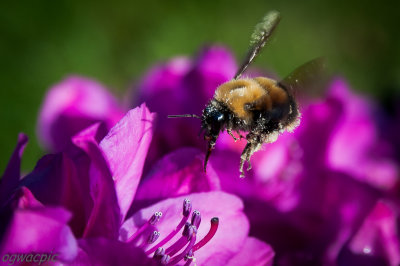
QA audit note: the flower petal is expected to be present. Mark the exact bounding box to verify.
[339,200,400,266]
[76,238,156,266]
[1,207,78,262]
[72,123,121,239]
[0,133,28,243]
[0,133,28,207]
[133,148,220,210]
[122,191,249,265]
[17,187,43,208]
[327,78,398,190]
[100,104,155,220]
[135,57,191,115]
[226,237,275,266]
[20,152,92,237]
[182,46,237,107]
[38,76,124,152]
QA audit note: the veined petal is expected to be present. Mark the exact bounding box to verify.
[100,104,155,220]
[133,148,220,210]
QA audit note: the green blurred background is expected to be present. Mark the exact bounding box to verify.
[1,0,399,173]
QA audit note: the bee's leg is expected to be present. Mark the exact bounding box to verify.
[239,142,256,178]
[204,136,217,173]
[236,131,245,140]
[227,129,238,142]
[239,134,263,177]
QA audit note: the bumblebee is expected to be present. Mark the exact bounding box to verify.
[170,11,324,177]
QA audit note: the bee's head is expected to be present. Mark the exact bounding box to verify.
[200,101,228,172]
[201,101,226,141]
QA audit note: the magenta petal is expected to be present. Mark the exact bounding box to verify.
[326,79,398,189]
[122,191,249,264]
[18,187,43,208]
[100,104,155,220]
[0,133,28,207]
[226,237,275,266]
[1,207,78,262]
[344,200,400,265]
[76,238,156,266]
[38,76,124,152]
[20,153,92,237]
[72,123,121,239]
[134,148,221,209]
[184,46,237,104]
[136,57,191,115]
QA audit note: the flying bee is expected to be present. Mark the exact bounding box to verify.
[169,10,326,177]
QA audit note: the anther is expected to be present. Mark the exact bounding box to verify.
[183,199,192,217]
[153,247,165,259]
[150,211,163,225]
[128,211,162,242]
[160,254,171,265]
[191,210,201,228]
[148,230,161,244]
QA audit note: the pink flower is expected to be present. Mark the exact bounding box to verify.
[1,102,273,265]
[37,76,125,153]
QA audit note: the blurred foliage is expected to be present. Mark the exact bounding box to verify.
[0,0,399,173]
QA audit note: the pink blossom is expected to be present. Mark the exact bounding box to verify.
[1,103,273,265]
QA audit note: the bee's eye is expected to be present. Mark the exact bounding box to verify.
[211,112,224,122]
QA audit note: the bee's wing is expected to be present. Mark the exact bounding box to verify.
[234,11,281,80]
[278,57,330,98]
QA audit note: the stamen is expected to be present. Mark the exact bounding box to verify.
[146,200,192,255]
[192,217,219,252]
[167,232,197,266]
[127,211,162,243]
[184,250,196,266]
[165,223,192,256]
[165,236,188,257]
[184,257,194,266]
[139,230,160,249]
[191,210,201,228]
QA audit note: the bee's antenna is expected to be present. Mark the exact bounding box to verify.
[168,114,201,119]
